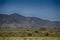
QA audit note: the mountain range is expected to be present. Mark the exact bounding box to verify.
[0,13,60,30]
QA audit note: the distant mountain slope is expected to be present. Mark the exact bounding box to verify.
[0,13,60,30]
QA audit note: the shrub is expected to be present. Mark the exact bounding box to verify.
[39,27,47,31]
[28,33,32,36]
[45,32,49,36]
[34,31,39,33]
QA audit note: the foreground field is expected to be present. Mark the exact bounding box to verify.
[0,30,60,40]
[0,37,60,40]
[0,30,60,37]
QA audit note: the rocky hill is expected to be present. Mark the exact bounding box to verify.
[0,13,60,30]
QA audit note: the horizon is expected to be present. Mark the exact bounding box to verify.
[0,13,60,21]
[0,0,60,21]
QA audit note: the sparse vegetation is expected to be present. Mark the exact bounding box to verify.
[0,30,60,40]
[0,30,60,37]
[0,37,59,40]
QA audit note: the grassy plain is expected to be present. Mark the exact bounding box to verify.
[0,30,60,40]
[0,37,60,40]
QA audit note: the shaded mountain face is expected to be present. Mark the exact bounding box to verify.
[10,13,26,23]
[0,13,60,30]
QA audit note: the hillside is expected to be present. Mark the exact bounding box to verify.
[0,13,60,30]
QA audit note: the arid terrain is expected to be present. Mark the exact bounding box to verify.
[0,13,60,40]
[0,30,60,40]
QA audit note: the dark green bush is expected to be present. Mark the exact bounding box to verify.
[34,31,39,33]
[28,33,32,36]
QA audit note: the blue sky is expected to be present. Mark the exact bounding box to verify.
[0,0,60,21]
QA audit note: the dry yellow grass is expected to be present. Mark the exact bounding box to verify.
[0,37,60,40]
[0,30,60,40]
